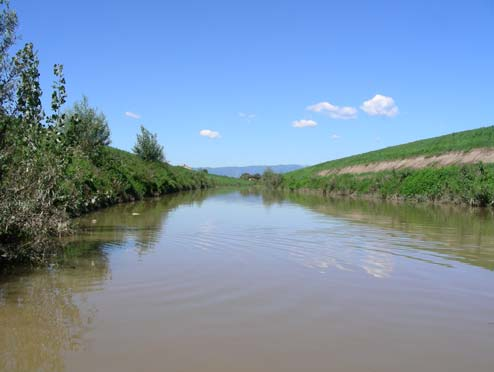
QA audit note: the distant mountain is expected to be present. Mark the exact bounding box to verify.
[198,165,304,178]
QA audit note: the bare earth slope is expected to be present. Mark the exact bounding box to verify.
[318,148,494,176]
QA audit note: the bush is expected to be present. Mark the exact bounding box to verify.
[0,116,69,252]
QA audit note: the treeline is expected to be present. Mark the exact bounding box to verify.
[240,168,283,188]
[0,1,240,260]
[240,172,261,181]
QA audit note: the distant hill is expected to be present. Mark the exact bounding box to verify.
[199,165,304,178]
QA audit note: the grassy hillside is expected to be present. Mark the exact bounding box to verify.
[64,147,248,215]
[287,126,494,181]
[1,146,247,262]
[283,127,494,206]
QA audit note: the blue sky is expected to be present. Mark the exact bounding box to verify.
[14,0,494,167]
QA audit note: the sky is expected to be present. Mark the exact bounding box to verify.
[13,0,494,167]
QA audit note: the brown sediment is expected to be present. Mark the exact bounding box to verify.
[318,148,494,176]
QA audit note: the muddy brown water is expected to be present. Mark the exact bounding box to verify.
[1,189,494,372]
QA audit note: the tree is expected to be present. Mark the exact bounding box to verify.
[0,0,18,115]
[0,31,71,252]
[14,42,43,125]
[63,96,110,160]
[133,125,165,162]
[261,167,283,188]
[0,49,70,252]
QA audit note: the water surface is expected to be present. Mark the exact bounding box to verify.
[1,189,494,371]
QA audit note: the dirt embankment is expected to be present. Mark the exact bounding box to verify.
[318,148,494,176]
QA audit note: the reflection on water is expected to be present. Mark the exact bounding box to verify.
[286,192,494,271]
[1,189,494,372]
[0,245,108,371]
[69,190,215,255]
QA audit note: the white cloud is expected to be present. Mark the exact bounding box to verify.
[292,119,317,128]
[306,102,357,120]
[125,111,141,119]
[238,112,256,120]
[331,134,341,140]
[360,94,398,117]
[199,129,220,139]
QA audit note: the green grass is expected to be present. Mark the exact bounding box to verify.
[283,164,494,207]
[64,147,248,215]
[0,145,247,262]
[286,126,494,181]
[282,127,494,206]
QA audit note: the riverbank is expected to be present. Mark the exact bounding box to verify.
[283,163,494,207]
[282,127,494,207]
[0,147,247,263]
[64,146,247,215]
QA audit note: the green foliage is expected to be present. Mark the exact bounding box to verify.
[0,138,68,240]
[261,168,283,188]
[0,52,70,255]
[133,125,164,162]
[14,42,43,124]
[283,164,494,207]
[61,147,248,215]
[49,64,67,124]
[0,0,17,114]
[283,126,494,205]
[240,172,261,181]
[0,2,244,262]
[62,96,110,161]
[207,172,250,187]
[287,126,494,181]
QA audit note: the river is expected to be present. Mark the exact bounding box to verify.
[1,189,493,371]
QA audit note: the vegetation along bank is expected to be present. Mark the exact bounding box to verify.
[0,2,244,262]
[281,127,494,207]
